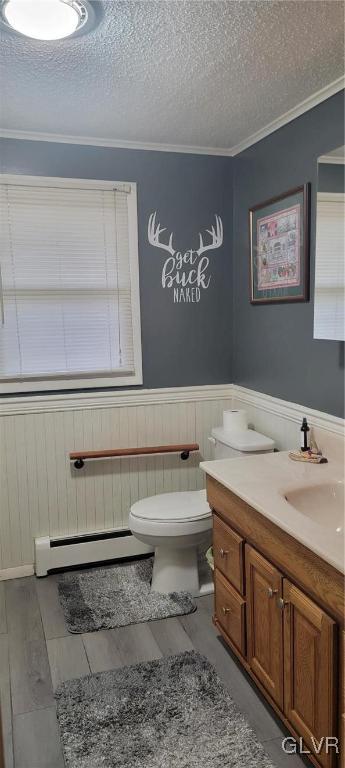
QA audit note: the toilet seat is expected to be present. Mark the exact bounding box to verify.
[130,489,210,524]
[129,489,212,542]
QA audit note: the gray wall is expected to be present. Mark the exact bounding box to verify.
[0,139,233,390]
[1,91,344,416]
[318,162,345,193]
[232,90,345,418]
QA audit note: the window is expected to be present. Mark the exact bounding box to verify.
[313,192,345,341]
[0,175,142,392]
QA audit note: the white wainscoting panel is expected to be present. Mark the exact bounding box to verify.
[0,388,232,571]
[1,383,343,574]
[232,385,344,458]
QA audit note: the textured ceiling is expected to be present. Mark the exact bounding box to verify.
[0,0,344,150]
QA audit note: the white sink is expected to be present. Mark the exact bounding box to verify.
[284,481,344,534]
[201,451,345,572]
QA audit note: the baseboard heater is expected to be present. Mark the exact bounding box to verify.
[35,529,153,577]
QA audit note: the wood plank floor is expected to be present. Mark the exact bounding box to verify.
[0,572,308,768]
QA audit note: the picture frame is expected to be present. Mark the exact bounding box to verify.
[249,184,310,304]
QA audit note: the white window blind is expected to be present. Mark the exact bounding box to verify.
[0,177,142,391]
[314,193,345,341]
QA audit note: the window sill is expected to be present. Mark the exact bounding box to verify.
[0,371,143,395]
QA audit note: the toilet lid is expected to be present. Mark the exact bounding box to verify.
[130,489,211,523]
[212,426,275,452]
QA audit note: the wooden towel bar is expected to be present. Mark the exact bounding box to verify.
[70,443,199,469]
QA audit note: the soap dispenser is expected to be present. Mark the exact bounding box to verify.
[300,417,310,452]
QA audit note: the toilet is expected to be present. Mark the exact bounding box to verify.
[129,410,274,597]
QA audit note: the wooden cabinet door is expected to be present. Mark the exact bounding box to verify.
[246,544,284,708]
[283,580,337,768]
[215,568,246,656]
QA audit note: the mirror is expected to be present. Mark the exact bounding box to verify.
[314,145,345,341]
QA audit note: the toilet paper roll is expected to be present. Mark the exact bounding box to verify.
[223,409,248,432]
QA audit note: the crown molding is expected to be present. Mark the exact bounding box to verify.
[318,154,345,165]
[0,76,343,157]
[229,76,345,156]
[0,128,232,157]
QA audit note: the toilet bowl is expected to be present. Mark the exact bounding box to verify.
[129,489,212,597]
[129,410,275,597]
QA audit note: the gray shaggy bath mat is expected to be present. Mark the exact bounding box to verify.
[58,557,196,633]
[55,650,277,768]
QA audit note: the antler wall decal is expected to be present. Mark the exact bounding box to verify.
[147,211,223,304]
[148,212,223,256]
[148,212,176,256]
[197,215,223,255]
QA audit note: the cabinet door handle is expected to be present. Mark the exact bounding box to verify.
[222,606,231,615]
[267,587,278,598]
[219,548,229,558]
[278,598,289,610]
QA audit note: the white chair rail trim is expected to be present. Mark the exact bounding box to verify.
[0,384,233,416]
[0,383,343,437]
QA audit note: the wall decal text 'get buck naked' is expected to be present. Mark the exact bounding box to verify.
[148,212,223,303]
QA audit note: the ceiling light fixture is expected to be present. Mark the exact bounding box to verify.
[1,0,89,40]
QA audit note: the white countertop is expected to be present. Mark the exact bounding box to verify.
[200,451,345,574]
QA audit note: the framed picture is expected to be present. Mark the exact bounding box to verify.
[249,184,310,304]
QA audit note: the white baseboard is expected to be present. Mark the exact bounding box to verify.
[0,565,34,581]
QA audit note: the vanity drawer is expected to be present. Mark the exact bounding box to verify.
[215,569,246,656]
[213,513,245,595]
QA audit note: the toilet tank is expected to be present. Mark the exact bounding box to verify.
[210,410,275,459]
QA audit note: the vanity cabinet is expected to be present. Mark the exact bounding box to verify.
[209,477,344,768]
